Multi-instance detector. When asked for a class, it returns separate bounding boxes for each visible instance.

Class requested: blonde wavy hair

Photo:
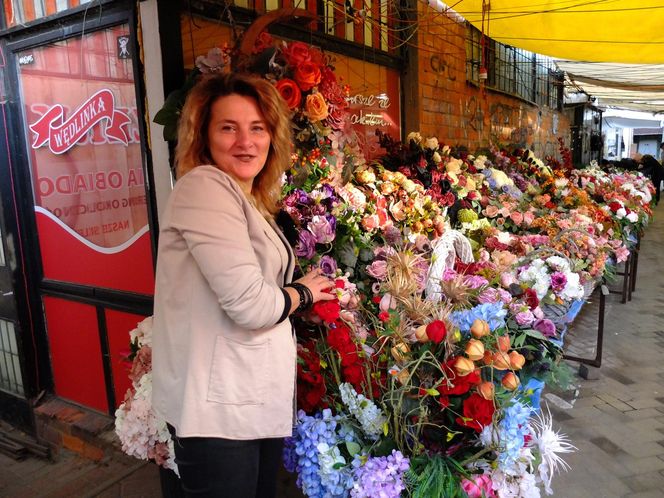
[174,73,292,217]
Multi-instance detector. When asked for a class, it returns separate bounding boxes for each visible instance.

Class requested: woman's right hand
[295,268,337,304]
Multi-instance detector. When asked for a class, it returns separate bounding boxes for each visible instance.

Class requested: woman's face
[207,94,271,192]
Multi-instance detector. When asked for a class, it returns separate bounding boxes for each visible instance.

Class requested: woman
[152,73,334,497]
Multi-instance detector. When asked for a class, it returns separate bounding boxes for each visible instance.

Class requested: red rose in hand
[275,79,302,110]
[312,300,340,323]
[294,62,322,91]
[426,320,447,344]
[456,393,495,432]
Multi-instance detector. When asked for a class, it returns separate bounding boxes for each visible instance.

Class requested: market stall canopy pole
[455,0,664,64]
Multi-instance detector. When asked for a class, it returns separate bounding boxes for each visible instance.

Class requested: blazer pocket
[207,336,269,405]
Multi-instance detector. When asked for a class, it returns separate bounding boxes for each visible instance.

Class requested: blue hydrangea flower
[495,400,532,470]
[450,302,507,333]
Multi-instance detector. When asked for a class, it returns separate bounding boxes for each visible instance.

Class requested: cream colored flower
[424,137,439,150]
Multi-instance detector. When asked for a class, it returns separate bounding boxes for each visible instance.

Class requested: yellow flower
[304,92,329,122]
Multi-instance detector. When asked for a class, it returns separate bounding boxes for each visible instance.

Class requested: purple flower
[533,318,557,337]
[296,230,316,259]
[295,189,311,205]
[515,310,535,326]
[384,225,402,245]
[463,275,489,289]
[318,255,338,275]
[307,215,336,244]
[351,450,409,498]
[366,260,388,280]
[550,271,567,292]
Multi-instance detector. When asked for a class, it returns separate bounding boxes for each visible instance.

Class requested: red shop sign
[29,89,131,154]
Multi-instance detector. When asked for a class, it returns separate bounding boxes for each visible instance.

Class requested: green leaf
[523,328,548,341]
[425,388,440,396]
[345,441,361,456]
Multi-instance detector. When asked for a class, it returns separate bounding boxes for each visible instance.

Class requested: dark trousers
[167,425,284,498]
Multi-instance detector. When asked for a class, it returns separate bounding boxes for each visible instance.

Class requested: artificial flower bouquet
[114,317,176,472]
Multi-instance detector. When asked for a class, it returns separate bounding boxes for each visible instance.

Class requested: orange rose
[304,92,329,122]
[275,79,302,110]
[294,62,322,91]
[275,78,302,109]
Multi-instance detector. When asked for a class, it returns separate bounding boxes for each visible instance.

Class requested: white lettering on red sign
[29,89,131,154]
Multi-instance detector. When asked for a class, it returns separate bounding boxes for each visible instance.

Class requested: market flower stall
[116,35,654,497]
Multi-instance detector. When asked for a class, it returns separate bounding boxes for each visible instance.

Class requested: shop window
[17,24,154,294]
[466,25,562,110]
[0,320,23,397]
[230,0,393,53]
[3,0,93,27]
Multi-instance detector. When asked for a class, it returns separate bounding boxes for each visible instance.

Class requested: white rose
[407,132,422,144]
[424,137,439,150]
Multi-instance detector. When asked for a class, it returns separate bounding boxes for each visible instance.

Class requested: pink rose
[523,211,535,226]
[361,214,379,231]
[366,260,388,280]
[500,272,517,288]
[484,205,499,217]
[509,211,524,225]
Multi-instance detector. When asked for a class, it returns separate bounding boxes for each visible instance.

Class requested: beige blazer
[152,166,296,439]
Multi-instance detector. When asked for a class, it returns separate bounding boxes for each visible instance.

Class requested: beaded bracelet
[285,282,313,312]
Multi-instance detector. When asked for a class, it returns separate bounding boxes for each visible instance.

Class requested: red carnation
[426,320,447,344]
[312,300,340,323]
[456,393,496,432]
[343,363,365,388]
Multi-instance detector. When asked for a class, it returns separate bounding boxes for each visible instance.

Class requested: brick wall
[413,4,570,158]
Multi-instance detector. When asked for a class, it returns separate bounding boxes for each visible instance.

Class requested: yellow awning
[453,0,664,64]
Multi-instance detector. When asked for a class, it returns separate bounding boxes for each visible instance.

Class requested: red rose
[313,300,340,323]
[608,201,622,213]
[252,31,274,55]
[340,349,361,367]
[439,359,481,395]
[456,393,495,432]
[426,320,447,344]
[294,62,322,91]
[275,79,302,110]
[281,41,312,66]
[378,311,390,322]
[343,363,364,387]
[524,288,539,310]
[326,324,353,352]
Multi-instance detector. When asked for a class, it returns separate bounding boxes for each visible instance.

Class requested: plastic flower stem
[459,446,492,467]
